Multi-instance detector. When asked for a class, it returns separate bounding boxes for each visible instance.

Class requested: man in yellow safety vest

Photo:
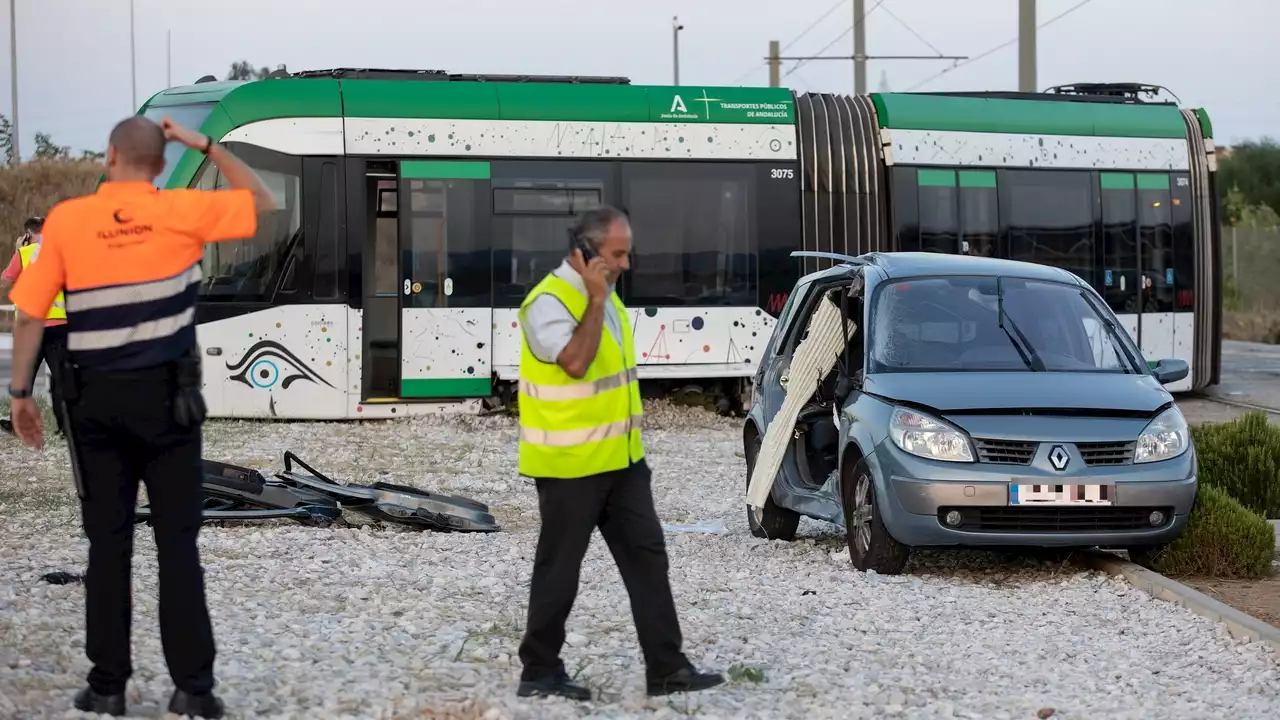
[1,216,68,435]
[514,205,724,702]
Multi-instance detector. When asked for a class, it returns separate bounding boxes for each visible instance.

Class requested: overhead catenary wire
[727,0,849,86]
[878,3,944,57]
[786,0,885,77]
[904,0,1098,92]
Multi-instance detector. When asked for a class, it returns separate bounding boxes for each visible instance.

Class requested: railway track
[1187,392,1280,416]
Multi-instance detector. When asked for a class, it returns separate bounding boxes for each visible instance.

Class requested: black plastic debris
[41,571,83,585]
[133,452,500,533]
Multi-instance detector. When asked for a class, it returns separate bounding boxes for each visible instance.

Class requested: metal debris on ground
[133,451,501,532]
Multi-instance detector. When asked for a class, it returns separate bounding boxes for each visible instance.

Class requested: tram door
[393,161,494,400]
[1100,171,1176,366]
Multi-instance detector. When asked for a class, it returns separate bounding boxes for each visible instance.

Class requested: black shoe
[517,673,592,701]
[73,686,126,716]
[168,689,225,718]
[646,667,725,696]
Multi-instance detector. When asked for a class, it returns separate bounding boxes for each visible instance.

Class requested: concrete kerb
[1078,549,1280,655]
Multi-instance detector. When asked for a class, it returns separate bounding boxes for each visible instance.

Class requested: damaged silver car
[744,251,1196,574]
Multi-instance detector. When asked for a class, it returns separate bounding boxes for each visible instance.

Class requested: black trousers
[68,363,216,696]
[31,324,68,434]
[518,459,691,681]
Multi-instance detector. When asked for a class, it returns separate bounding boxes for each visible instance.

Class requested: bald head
[106,116,166,181]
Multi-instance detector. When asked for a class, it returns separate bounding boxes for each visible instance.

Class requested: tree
[1218,138,1280,220]
[33,132,70,160]
[0,114,15,166]
[227,61,288,81]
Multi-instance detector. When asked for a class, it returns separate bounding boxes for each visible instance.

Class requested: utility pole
[129,0,137,108]
[671,16,684,86]
[1018,0,1036,92]
[9,0,18,161]
[768,40,780,87]
[853,0,867,94]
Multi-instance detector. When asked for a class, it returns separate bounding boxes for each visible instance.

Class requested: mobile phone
[569,231,597,262]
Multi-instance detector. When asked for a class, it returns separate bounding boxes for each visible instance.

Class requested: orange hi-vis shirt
[10,181,258,371]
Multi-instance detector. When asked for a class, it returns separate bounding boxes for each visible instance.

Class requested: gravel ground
[1,400,1279,719]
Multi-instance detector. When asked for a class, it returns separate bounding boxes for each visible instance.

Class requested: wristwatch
[200,134,213,154]
[7,385,31,399]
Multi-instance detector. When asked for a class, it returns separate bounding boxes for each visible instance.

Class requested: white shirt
[520,259,624,365]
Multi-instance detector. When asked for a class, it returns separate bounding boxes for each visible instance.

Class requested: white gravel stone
[0,399,1276,719]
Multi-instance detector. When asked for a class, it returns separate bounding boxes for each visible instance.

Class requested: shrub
[1143,483,1276,578]
[1191,411,1280,519]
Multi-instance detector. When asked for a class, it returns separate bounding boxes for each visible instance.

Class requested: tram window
[1001,170,1097,288]
[1170,173,1195,310]
[917,169,958,254]
[195,143,302,302]
[1137,173,1175,313]
[312,161,341,300]
[959,171,998,257]
[403,179,488,308]
[491,183,603,308]
[890,166,920,251]
[622,162,756,307]
[1100,173,1139,314]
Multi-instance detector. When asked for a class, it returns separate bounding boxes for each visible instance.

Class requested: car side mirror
[1151,358,1188,385]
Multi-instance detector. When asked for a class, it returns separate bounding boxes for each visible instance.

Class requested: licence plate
[1009,484,1114,506]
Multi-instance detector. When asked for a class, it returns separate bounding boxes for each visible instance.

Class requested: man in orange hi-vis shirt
[8,115,275,719]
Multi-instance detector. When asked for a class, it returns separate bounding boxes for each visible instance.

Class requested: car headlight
[1135,406,1190,464]
[889,407,974,462]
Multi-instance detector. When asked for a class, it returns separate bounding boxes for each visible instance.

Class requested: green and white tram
[136,70,1220,420]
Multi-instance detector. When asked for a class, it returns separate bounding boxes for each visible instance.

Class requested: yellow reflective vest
[517,273,644,479]
[17,242,67,321]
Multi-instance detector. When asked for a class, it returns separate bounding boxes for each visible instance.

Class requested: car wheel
[744,431,800,541]
[842,459,909,574]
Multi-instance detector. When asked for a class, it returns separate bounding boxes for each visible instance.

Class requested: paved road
[0,335,52,398]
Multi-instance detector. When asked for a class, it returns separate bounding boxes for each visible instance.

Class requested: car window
[868,275,1138,373]
[768,279,814,356]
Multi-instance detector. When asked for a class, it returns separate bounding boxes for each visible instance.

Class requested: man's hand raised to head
[159,117,209,151]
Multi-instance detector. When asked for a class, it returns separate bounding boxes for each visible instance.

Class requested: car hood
[862,371,1170,415]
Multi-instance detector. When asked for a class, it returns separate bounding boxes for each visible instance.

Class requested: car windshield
[868,275,1139,374]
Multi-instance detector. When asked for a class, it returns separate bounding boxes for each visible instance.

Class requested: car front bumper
[867,440,1197,548]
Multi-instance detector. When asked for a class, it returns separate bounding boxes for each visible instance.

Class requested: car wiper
[1077,289,1136,374]
[997,277,1045,372]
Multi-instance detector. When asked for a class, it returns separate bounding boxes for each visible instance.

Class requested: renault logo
[1048,445,1070,471]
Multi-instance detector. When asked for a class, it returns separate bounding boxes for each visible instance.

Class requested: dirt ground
[1181,573,1280,629]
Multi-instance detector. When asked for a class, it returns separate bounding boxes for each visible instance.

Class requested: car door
[755,277,816,424]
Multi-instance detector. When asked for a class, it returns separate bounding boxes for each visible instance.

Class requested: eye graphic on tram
[226,340,335,390]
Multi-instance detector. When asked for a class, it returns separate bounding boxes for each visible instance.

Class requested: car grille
[938,506,1171,533]
[1076,441,1136,466]
[973,438,1037,465]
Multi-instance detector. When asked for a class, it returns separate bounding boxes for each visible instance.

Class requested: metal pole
[8,0,18,162]
[129,0,137,108]
[768,40,780,87]
[1018,0,1036,92]
[853,0,866,94]
[672,16,683,85]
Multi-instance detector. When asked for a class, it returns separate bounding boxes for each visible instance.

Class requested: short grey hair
[570,205,630,250]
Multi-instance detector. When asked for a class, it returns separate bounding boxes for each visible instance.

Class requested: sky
[2,0,1276,159]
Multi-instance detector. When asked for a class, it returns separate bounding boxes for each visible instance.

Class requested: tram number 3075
[770,168,795,179]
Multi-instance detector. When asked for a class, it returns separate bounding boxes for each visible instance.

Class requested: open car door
[746,285,858,513]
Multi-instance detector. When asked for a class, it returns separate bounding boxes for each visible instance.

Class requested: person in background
[7,114,275,719]
[0,215,68,435]
[514,205,725,701]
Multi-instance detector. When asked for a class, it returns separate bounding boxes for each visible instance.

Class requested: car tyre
[842,458,909,574]
[744,431,800,541]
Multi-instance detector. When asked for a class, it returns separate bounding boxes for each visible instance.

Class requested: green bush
[1143,483,1276,578]
[1191,411,1280,519]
